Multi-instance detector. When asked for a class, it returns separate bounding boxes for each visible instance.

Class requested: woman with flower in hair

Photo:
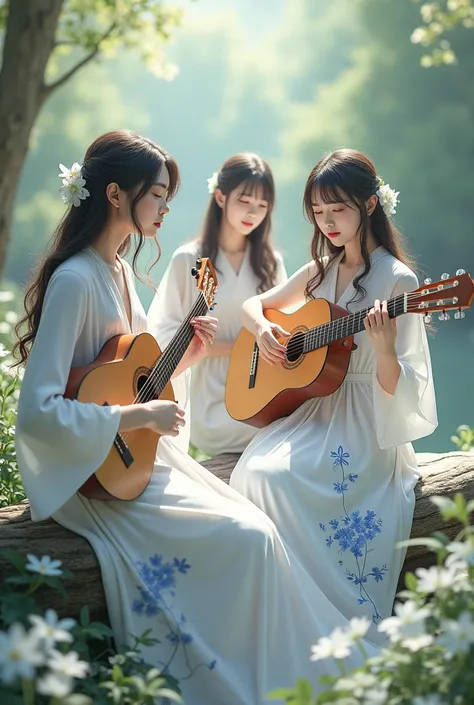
[230,148,438,643]
[13,134,379,704]
[148,152,287,458]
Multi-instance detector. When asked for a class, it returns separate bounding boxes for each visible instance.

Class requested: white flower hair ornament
[207,171,220,194]
[58,162,90,207]
[376,176,399,218]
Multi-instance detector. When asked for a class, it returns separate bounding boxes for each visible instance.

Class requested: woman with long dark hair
[231,148,438,644]
[148,152,287,458]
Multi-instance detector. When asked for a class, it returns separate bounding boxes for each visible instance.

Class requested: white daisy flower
[378,600,431,643]
[48,649,89,679]
[437,612,474,657]
[207,171,220,194]
[29,609,76,649]
[345,616,371,640]
[26,554,63,576]
[37,671,74,698]
[58,162,82,182]
[0,623,44,684]
[415,565,457,593]
[310,627,353,661]
[58,162,90,207]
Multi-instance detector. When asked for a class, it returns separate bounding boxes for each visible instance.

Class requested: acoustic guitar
[65,257,218,501]
[225,270,473,428]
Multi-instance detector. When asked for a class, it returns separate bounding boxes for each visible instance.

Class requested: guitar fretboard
[140,292,208,401]
[303,293,406,353]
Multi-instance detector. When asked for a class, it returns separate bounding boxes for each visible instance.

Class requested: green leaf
[267,688,297,700]
[80,604,90,627]
[154,689,183,702]
[0,549,26,572]
[296,678,314,703]
[430,531,451,546]
[404,571,418,591]
[1,592,40,625]
[63,695,94,705]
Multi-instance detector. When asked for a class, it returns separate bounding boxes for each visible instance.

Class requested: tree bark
[0,452,472,619]
[0,0,63,280]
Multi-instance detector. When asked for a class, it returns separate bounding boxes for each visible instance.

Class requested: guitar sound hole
[286,332,305,363]
[137,373,153,402]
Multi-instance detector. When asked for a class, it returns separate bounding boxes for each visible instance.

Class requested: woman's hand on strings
[255,321,290,365]
[144,400,186,437]
[364,299,397,356]
[188,315,218,360]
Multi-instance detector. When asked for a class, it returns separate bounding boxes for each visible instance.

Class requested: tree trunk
[0,0,63,280]
[0,451,472,620]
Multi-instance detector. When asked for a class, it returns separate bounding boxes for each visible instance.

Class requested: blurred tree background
[1,0,473,452]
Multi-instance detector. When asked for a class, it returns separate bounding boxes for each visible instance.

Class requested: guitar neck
[146,293,209,398]
[303,293,406,352]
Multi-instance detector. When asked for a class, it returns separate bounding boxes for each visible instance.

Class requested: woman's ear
[214,188,226,209]
[366,194,378,216]
[106,182,121,209]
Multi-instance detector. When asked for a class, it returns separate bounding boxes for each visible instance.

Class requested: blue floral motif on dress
[321,446,388,623]
[132,553,217,682]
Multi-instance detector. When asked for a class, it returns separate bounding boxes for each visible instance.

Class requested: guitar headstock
[408,270,474,322]
[191,257,218,311]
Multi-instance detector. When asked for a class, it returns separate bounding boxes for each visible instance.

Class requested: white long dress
[230,246,438,644]
[15,246,375,705]
[147,240,287,457]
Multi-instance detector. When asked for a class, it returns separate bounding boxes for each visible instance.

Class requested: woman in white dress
[148,153,287,458]
[14,133,374,704]
[230,148,438,644]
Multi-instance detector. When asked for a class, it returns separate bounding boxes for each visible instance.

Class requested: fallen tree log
[0,451,472,618]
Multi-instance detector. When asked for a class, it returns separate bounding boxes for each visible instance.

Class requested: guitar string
[118,291,209,445]
[284,291,423,357]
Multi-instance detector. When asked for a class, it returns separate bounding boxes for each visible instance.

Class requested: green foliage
[0,288,25,508]
[269,492,474,704]
[50,0,184,82]
[1,1,185,81]
[451,425,474,452]
[411,0,474,66]
[0,551,183,703]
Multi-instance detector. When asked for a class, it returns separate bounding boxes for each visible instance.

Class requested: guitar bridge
[103,403,134,468]
[249,342,259,389]
[113,433,134,468]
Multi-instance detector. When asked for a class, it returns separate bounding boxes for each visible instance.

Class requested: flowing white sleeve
[147,249,198,452]
[275,251,288,284]
[373,271,438,450]
[15,270,122,521]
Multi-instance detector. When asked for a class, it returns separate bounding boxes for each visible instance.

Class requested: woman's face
[311,188,364,249]
[218,183,269,238]
[131,163,171,238]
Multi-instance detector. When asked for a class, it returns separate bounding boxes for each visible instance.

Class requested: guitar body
[225,298,356,428]
[65,332,175,501]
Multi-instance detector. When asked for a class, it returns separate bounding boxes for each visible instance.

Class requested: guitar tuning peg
[191,267,199,277]
[195,258,202,267]
[454,310,466,320]
[456,269,466,276]
[424,313,432,324]
[438,311,450,321]
[440,273,450,280]
[424,278,432,285]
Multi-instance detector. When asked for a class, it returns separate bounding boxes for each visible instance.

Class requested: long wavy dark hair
[303,148,414,304]
[13,129,179,366]
[198,153,279,293]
